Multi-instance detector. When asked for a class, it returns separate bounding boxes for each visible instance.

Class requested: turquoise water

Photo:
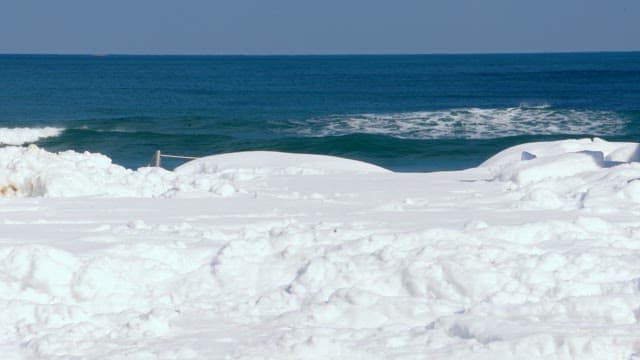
[1,53,639,171]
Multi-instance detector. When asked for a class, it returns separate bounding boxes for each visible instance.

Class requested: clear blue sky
[1,0,638,55]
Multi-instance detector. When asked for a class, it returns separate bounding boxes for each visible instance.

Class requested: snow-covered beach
[2,137,640,359]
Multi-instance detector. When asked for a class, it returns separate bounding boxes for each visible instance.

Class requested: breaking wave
[0,127,64,146]
[292,107,629,139]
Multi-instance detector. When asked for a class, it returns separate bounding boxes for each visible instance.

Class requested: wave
[0,127,64,146]
[290,107,629,140]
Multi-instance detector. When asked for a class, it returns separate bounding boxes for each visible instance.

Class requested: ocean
[1,52,639,171]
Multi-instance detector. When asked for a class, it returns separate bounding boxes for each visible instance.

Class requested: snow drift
[0,147,387,198]
[1,138,640,359]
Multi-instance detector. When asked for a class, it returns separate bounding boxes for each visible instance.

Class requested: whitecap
[292,107,628,139]
[0,127,64,146]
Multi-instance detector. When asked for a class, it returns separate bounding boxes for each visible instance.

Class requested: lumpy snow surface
[1,139,640,359]
[0,147,387,198]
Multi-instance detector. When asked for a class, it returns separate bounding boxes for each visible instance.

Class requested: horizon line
[1,49,640,57]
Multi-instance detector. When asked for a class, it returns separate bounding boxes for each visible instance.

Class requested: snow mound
[175,151,390,176]
[0,147,388,198]
[3,140,640,206]
[482,137,640,169]
[0,127,63,146]
[0,145,177,197]
[494,151,605,186]
[482,138,640,210]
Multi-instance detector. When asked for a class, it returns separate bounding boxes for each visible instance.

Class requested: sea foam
[0,127,64,146]
[294,107,628,139]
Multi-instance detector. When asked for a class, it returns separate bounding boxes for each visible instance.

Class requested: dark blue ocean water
[1,53,639,171]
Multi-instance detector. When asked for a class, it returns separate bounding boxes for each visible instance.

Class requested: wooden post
[154,150,161,167]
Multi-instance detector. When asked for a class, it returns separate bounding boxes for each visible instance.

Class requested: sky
[1,0,639,55]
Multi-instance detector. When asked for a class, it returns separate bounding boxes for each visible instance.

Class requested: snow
[0,147,386,198]
[1,138,640,359]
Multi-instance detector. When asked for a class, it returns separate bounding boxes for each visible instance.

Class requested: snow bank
[2,139,640,359]
[0,145,177,197]
[175,150,389,176]
[0,127,63,146]
[0,147,388,198]
[482,137,640,168]
[481,138,640,210]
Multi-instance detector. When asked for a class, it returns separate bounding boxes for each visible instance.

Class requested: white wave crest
[0,127,64,146]
[296,107,628,139]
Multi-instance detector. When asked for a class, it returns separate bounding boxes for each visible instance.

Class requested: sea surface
[1,52,639,171]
